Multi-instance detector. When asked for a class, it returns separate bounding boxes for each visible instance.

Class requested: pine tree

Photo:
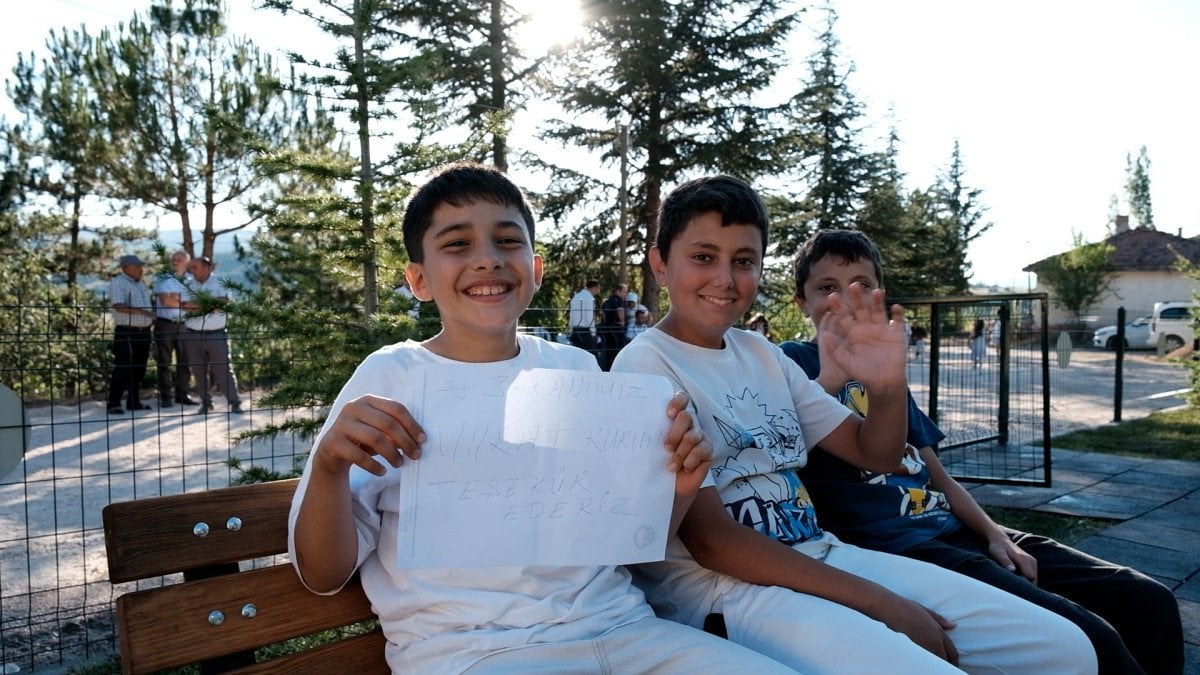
[782,4,874,251]
[1125,146,1153,230]
[71,0,312,259]
[929,140,991,293]
[537,0,802,312]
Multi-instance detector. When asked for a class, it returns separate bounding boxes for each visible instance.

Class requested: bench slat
[233,628,389,674]
[116,564,376,674]
[103,479,299,582]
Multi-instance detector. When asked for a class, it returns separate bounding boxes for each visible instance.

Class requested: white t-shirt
[567,288,596,330]
[611,327,851,626]
[182,276,231,331]
[154,273,189,322]
[288,334,651,673]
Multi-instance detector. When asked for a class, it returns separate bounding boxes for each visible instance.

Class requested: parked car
[1092,316,1154,350]
[1150,301,1197,352]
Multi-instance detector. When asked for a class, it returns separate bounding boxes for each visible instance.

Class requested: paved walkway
[968,447,1200,674]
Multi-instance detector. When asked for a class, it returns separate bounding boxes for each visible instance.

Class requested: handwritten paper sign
[395,365,675,569]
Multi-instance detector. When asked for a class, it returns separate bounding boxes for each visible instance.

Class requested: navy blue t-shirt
[779,340,962,553]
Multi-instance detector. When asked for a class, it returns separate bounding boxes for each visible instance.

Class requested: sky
[2,0,1198,288]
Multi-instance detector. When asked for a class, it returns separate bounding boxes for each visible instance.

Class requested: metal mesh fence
[0,291,1192,671]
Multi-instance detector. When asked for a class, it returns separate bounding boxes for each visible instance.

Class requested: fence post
[928,301,940,423]
[997,304,1010,446]
[1113,306,1125,422]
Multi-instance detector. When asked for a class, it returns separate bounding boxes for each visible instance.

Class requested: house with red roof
[1023,218,1200,325]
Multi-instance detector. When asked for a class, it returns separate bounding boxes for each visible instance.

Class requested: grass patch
[981,506,1116,546]
[1051,406,1200,461]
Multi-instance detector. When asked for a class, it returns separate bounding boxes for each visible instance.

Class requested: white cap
[626,291,638,303]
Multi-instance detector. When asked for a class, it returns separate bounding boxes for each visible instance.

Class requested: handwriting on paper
[395,366,675,569]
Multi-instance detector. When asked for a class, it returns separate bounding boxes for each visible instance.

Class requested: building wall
[1032,270,1199,326]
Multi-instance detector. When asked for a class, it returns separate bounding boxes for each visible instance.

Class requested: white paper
[396,365,676,569]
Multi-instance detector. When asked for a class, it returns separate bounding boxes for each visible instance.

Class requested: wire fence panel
[0,292,1193,671]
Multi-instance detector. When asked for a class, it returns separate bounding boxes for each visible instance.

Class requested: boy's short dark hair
[657,175,768,260]
[402,162,536,263]
[793,229,885,297]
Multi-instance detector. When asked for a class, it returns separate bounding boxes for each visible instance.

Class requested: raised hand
[817,284,907,392]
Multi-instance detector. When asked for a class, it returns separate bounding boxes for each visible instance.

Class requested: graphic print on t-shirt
[709,387,822,545]
[839,381,950,517]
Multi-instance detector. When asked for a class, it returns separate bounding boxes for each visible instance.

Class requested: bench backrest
[103,478,388,674]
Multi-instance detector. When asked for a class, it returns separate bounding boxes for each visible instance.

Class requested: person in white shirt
[153,250,197,407]
[180,256,243,414]
[288,163,793,674]
[567,279,600,359]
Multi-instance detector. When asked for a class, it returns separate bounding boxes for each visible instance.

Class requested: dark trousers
[154,319,190,399]
[597,326,626,372]
[569,327,599,360]
[107,326,152,408]
[182,328,240,406]
[905,528,1182,675]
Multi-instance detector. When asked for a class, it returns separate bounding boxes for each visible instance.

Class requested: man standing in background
[106,254,155,415]
[153,250,197,407]
[567,279,600,360]
[597,283,628,371]
[181,256,243,415]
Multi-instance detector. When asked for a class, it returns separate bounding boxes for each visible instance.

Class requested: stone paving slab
[1180,576,1200,604]
[966,483,1074,509]
[1137,507,1200,533]
[1073,534,1198,582]
[1049,451,1154,474]
[1102,520,1200,555]
[1183,600,1200,658]
[1136,458,1200,479]
[1077,477,1195,502]
[1040,491,1162,520]
[1108,468,1200,491]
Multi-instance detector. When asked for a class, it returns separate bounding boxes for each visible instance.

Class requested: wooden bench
[102,478,388,674]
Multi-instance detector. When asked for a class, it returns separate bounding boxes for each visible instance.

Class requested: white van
[1149,301,1197,352]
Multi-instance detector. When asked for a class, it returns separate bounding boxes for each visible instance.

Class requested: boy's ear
[405,262,434,302]
[532,253,544,290]
[793,293,808,316]
[648,246,668,286]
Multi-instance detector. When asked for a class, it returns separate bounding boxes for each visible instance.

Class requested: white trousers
[714,537,1098,674]
[463,616,796,673]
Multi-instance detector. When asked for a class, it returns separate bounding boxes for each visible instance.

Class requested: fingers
[920,607,959,666]
[314,395,426,476]
[1014,552,1038,584]
[924,606,957,631]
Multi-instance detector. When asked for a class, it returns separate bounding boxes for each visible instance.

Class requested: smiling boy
[287,163,793,673]
[782,229,1182,675]
[612,174,1098,674]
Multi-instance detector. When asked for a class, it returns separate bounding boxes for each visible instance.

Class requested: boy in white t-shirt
[287,163,792,673]
[612,174,1097,674]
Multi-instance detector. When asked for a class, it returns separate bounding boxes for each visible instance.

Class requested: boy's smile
[650,211,762,349]
[796,255,880,329]
[405,200,542,361]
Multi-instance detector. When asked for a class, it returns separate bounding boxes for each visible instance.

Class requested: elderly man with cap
[106,254,155,415]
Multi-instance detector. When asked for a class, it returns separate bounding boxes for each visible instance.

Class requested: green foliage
[536,0,802,312]
[1034,232,1115,323]
[782,4,875,250]
[1124,146,1153,229]
[1052,406,1200,462]
[928,140,992,293]
[981,506,1115,547]
[0,211,111,402]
